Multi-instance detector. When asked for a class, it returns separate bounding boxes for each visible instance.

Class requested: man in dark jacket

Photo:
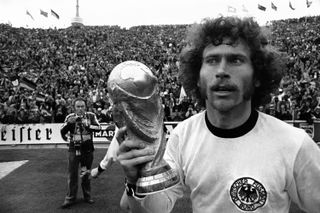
[60,97,100,208]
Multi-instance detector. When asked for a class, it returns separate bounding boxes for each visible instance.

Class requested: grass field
[0,148,305,213]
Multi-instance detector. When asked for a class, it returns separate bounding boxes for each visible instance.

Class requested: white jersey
[99,127,119,170]
[140,110,320,213]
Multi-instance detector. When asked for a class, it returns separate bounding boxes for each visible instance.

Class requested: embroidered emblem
[230,177,267,211]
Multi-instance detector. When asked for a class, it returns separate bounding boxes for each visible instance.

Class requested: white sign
[0,123,119,145]
[0,123,65,145]
[0,122,181,146]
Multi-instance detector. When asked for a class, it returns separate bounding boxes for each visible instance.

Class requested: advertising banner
[1,121,319,146]
[0,123,116,145]
[0,123,64,145]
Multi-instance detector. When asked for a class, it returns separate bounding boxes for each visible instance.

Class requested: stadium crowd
[0,16,320,124]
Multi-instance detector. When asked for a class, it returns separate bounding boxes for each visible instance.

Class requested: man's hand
[68,116,77,124]
[90,167,101,178]
[82,118,91,127]
[116,126,155,184]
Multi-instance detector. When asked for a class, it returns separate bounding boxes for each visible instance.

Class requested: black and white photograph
[1,0,320,212]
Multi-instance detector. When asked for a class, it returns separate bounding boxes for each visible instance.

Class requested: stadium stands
[0,16,319,124]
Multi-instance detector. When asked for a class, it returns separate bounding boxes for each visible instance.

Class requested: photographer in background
[60,97,100,209]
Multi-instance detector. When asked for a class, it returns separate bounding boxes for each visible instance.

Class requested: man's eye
[205,57,220,64]
[230,57,244,64]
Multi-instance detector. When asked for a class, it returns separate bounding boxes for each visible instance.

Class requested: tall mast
[71,0,83,27]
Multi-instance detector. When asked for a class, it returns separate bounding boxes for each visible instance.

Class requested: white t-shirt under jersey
[140,110,320,213]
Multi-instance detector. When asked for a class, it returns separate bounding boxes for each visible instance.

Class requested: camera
[75,141,81,156]
[76,116,82,122]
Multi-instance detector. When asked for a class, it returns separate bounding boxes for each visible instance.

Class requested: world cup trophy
[107,61,180,195]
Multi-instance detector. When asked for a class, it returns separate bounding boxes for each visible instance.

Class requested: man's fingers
[117,138,146,153]
[117,148,154,160]
[120,155,154,167]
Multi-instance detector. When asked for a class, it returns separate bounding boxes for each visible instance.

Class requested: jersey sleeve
[100,127,119,170]
[287,133,320,213]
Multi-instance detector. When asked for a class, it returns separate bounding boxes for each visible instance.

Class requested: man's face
[198,38,257,113]
[74,100,86,116]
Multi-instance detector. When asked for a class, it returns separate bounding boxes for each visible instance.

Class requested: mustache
[210,82,238,91]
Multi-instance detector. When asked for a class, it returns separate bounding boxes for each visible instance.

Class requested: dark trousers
[64,151,94,202]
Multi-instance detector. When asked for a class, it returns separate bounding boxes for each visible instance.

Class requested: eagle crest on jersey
[230,177,267,211]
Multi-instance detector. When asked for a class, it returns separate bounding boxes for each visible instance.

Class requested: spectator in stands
[2,104,17,124]
[101,103,109,115]
[60,97,101,208]
[299,97,314,124]
[184,104,197,119]
[313,106,320,120]
[0,103,4,123]
[95,107,109,123]
[171,109,184,121]
[28,100,41,123]
[55,94,66,106]
[39,103,53,123]
[290,99,299,121]
[16,102,29,124]
[277,104,292,121]
[163,98,172,121]
[44,94,55,108]
[16,108,29,124]
[105,110,113,124]
[54,99,67,123]
[1,16,320,124]
[116,16,320,213]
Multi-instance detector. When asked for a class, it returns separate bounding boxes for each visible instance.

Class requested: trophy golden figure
[107,61,180,195]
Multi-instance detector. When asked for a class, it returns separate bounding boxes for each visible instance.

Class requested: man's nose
[215,59,229,79]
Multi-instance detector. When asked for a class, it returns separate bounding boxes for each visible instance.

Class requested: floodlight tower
[71,0,84,27]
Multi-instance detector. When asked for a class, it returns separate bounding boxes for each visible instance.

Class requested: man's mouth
[211,85,237,92]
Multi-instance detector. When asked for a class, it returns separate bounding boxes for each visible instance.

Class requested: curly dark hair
[179,16,285,109]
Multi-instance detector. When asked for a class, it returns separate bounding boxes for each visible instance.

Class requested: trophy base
[135,164,180,196]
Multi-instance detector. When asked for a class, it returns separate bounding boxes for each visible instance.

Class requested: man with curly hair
[116,17,320,213]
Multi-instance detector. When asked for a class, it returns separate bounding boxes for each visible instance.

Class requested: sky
[0,0,319,29]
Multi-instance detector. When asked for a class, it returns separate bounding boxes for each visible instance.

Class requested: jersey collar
[205,109,258,138]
